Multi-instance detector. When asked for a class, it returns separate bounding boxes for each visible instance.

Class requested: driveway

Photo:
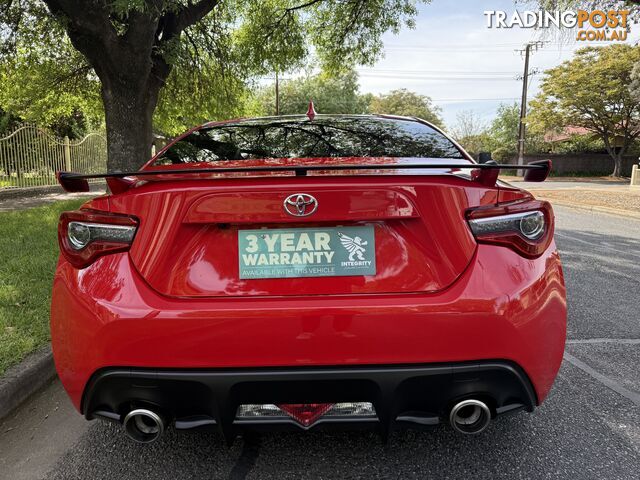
[1,206,639,480]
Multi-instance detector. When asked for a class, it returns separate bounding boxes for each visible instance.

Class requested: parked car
[52,114,566,443]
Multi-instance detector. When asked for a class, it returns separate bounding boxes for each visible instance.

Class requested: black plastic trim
[82,361,537,441]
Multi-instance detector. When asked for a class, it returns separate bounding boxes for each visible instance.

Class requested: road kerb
[0,344,56,420]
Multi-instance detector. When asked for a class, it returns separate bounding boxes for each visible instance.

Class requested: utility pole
[515,41,544,174]
[275,70,280,116]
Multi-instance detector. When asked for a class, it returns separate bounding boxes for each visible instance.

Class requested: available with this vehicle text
[52,113,566,443]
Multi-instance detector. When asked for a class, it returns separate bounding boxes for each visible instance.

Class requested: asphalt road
[1,205,639,480]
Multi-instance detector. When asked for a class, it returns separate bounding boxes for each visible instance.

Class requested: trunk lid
[110,164,495,298]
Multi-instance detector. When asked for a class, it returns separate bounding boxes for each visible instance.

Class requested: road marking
[563,352,640,407]
[558,251,640,281]
[567,338,640,345]
[555,231,640,260]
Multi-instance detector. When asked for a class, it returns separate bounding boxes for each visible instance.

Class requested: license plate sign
[238,226,376,279]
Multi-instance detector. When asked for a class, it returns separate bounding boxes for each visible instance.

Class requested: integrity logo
[484,9,630,41]
[338,232,368,262]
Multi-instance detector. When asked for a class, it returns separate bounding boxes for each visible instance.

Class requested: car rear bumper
[51,242,566,415]
[84,361,536,441]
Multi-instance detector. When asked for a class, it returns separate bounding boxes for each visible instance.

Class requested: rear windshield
[152,117,463,165]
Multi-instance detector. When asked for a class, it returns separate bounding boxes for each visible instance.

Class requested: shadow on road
[47,366,640,480]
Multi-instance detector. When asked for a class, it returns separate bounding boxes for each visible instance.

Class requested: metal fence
[0,124,107,190]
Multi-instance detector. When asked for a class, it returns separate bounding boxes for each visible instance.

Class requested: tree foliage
[0,41,103,133]
[488,103,519,154]
[449,110,485,140]
[0,0,430,170]
[0,108,22,136]
[0,1,102,135]
[368,88,443,126]
[256,75,444,128]
[534,1,640,11]
[256,69,370,116]
[447,110,489,157]
[529,44,640,176]
[486,102,545,161]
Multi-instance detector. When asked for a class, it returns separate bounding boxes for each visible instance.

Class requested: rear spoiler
[56,160,552,193]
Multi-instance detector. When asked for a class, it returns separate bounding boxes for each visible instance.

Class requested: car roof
[203,114,436,129]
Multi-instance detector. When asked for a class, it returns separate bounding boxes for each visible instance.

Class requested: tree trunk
[41,0,220,171]
[102,82,160,172]
[612,152,623,178]
[602,138,624,178]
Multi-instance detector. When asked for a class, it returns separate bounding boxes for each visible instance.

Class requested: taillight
[58,210,138,268]
[466,199,554,258]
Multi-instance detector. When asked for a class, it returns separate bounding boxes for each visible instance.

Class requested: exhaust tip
[123,409,165,443]
[449,399,491,435]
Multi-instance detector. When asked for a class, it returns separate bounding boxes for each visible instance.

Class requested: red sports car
[51,114,566,444]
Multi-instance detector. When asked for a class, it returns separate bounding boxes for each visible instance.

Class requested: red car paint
[51,115,566,428]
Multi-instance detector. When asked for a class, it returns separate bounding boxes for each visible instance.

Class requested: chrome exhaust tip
[123,409,165,443]
[449,399,491,435]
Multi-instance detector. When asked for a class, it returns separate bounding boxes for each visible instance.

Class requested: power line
[382,46,575,52]
[359,74,523,78]
[384,41,568,48]
[431,97,519,103]
[357,69,521,76]
[358,74,523,81]
[261,74,540,81]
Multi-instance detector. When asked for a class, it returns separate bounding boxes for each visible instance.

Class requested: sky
[355,0,640,128]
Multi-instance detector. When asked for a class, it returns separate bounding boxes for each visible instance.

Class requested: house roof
[544,126,593,143]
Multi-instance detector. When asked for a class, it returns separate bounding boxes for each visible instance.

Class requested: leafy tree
[257,69,370,116]
[485,102,545,160]
[447,110,490,156]
[449,110,485,140]
[552,134,605,154]
[535,1,639,11]
[488,103,519,156]
[0,39,103,136]
[0,108,22,136]
[0,0,428,171]
[368,88,443,127]
[47,109,93,139]
[529,44,640,177]
[456,133,492,158]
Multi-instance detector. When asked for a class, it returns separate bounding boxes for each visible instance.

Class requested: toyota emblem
[283,193,318,217]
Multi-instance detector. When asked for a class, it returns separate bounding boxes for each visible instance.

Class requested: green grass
[0,199,85,375]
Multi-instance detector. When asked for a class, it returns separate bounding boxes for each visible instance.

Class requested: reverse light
[67,221,136,250]
[467,199,553,258]
[236,402,376,427]
[67,222,91,249]
[469,210,545,240]
[58,210,138,268]
[518,211,545,239]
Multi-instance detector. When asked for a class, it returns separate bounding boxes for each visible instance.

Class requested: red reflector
[276,403,334,427]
